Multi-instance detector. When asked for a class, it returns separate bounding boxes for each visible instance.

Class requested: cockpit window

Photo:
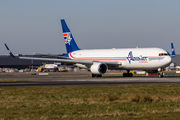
[159,52,170,56]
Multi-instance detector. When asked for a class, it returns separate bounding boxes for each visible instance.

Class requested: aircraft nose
[166,56,172,65]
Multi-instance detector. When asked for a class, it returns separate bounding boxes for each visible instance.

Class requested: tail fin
[61,19,80,54]
[4,43,15,57]
[171,43,176,57]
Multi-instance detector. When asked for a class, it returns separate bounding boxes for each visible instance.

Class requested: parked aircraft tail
[171,43,176,57]
[61,19,80,54]
[4,43,15,57]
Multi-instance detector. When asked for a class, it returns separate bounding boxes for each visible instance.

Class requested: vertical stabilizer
[61,19,80,54]
[171,43,176,57]
[4,43,15,57]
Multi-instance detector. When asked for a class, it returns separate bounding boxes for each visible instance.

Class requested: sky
[0,0,180,55]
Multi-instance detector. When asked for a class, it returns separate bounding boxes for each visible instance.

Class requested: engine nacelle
[90,62,108,74]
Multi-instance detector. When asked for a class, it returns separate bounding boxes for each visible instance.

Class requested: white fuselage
[69,48,172,70]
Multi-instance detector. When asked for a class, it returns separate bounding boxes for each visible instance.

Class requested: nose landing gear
[158,68,164,78]
[158,72,164,78]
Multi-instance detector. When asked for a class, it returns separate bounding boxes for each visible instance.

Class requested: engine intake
[90,62,108,74]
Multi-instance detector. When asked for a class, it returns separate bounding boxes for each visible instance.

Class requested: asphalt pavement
[0,72,180,86]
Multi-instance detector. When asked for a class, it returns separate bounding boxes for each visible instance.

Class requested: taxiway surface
[0,72,180,87]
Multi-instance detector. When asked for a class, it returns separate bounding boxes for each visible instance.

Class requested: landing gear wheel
[123,73,126,77]
[92,74,96,78]
[158,68,164,78]
[129,73,133,77]
[158,72,164,78]
[97,75,102,77]
[158,74,164,78]
[92,74,102,78]
[123,73,133,77]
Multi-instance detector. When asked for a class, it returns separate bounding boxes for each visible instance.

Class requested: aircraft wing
[19,56,92,64]
[33,53,70,59]
[18,56,121,66]
[4,43,121,67]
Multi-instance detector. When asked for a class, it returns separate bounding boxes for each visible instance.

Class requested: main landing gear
[123,70,133,77]
[92,74,102,78]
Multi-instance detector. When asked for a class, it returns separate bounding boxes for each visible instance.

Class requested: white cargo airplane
[5,19,175,77]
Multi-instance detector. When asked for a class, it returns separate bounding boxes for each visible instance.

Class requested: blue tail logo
[63,32,72,45]
[61,19,80,54]
[171,43,175,57]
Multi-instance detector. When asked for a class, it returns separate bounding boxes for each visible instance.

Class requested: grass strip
[1,84,180,119]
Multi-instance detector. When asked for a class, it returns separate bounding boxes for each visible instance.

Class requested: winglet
[4,43,15,57]
[171,43,176,57]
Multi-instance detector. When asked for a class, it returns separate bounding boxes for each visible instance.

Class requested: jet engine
[90,62,108,74]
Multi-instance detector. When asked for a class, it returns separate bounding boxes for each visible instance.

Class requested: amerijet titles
[126,51,148,64]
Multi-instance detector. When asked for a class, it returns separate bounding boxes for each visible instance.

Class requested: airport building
[172,54,180,66]
[0,54,65,69]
